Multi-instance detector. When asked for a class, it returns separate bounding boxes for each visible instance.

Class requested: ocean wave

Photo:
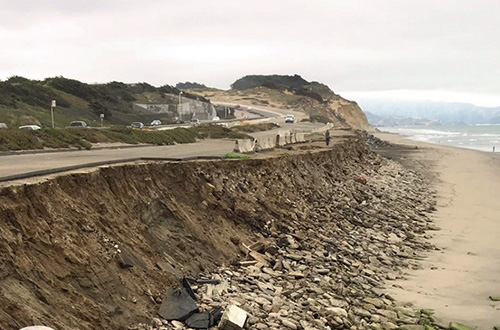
[394,128,460,136]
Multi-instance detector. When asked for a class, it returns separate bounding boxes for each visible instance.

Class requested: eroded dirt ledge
[0,136,436,330]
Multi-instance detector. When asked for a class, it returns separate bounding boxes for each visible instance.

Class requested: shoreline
[376,126,500,154]
[374,132,500,328]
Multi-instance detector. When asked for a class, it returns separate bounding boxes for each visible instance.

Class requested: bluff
[227,74,372,130]
[0,135,438,329]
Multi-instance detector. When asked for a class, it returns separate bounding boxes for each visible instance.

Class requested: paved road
[0,140,235,178]
[0,109,326,180]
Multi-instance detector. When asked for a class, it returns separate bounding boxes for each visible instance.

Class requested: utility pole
[178,91,183,115]
[50,100,56,128]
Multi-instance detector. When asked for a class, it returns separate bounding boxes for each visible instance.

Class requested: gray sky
[1,0,499,106]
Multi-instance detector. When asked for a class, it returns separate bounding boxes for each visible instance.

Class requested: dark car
[131,122,144,129]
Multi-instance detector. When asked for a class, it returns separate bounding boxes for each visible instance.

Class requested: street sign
[51,100,56,108]
[100,113,104,119]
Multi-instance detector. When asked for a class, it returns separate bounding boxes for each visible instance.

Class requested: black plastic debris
[158,286,198,321]
[181,276,197,300]
[185,307,223,329]
[184,277,222,286]
[158,277,223,328]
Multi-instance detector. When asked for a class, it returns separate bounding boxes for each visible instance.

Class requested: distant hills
[356,99,500,126]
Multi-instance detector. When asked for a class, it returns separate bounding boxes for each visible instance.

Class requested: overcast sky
[1,0,499,106]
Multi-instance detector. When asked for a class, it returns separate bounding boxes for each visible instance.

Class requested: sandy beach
[375,132,500,329]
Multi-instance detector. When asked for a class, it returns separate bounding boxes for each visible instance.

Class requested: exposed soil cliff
[0,136,434,330]
[196,74,372,131]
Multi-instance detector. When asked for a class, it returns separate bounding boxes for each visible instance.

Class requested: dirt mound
[0,136,432,329]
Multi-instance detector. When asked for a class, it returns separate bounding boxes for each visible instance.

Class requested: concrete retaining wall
[255,137,276,151]
[295,133,306,143]
[235,126,318,153]
[234,139,256,153]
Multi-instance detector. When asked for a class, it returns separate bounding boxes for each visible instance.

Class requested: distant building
[133,99,216,121]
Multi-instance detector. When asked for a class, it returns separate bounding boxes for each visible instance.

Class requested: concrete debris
[218,305,248,330]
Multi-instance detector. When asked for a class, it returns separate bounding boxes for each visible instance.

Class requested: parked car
[151,120,162,126]
[69,121,88,128]
[0,123,7,129]
[285,114,295,123]
[131,122,144,129]
[19,125,41,130]
[190,118,201,125]
[212,116,220,121]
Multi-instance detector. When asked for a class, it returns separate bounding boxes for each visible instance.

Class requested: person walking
[325,129,331,146]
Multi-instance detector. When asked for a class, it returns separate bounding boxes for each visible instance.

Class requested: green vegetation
[232,123,279,133]
[188,125,251,139]
[224,152,250,159]
[449,322,474,330]
[0,128,91,151]
[175,82,208,89]
[0,127,198,151]
[0,123,267,152]
[70,127,197,145]
[231,74,309,90]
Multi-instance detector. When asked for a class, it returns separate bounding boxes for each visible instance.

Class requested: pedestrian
[325,129,331,146]
[494,146,496,153]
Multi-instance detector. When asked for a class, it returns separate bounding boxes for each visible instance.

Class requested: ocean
[379,125,500,152]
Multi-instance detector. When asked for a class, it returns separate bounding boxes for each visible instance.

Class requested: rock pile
[359,131,390,149]
[131,136,443,330]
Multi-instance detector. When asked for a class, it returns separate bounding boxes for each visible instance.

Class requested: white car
[285,115,295,123]
[151,120,162,126]
[212,116,220,121]
[19,125,41,130]
[190,118,201,125]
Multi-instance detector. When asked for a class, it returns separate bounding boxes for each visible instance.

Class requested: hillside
[0,75,372,131]
[0,76,210,128]
[195,74,372,130]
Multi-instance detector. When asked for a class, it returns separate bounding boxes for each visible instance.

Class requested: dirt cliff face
[0,137,431,329]
[197,87,373,131]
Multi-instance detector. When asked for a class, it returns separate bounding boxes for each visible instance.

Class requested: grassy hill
[0,76,209,128]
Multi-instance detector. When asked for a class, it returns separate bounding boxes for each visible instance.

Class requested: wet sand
[375,132,500,328]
